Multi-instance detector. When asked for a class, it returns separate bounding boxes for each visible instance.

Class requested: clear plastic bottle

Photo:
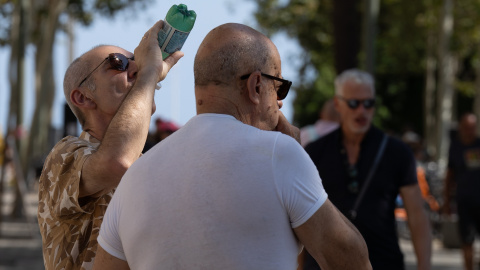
[158,4,197,59]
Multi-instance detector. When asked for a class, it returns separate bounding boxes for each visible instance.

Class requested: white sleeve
[272,134,328,228]
[97,193,127,261]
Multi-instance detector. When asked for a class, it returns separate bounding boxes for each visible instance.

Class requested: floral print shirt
[38,131,113,270]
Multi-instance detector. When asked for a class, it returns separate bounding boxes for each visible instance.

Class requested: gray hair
[334,69,375,96]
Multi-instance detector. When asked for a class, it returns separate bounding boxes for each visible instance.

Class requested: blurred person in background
[402,131,440,213]
[143,117,180,153]
[300,98,340,147]
[443,112,480,270]
[303,69,431,270]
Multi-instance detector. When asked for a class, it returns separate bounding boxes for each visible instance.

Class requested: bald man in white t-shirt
[93,23,371,270]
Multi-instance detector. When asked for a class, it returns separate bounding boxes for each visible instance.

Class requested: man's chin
[151,104,156,115]
[350,124,370,134]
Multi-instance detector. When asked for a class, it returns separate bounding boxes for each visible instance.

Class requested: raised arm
[400,184,432,270]
[275,111,301,144]
[80,20,183,198]
[294,199,372,270]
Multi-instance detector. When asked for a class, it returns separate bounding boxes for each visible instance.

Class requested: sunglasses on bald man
[78,53,134,87]
[337,96,376,109]
[240,73,292,101]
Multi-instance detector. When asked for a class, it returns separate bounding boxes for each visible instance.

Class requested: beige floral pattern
[38,131,113,270]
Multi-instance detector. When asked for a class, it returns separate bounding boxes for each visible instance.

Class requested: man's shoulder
[305,128,338,152]
[41,133,99,182]
[472,137,480,148]
[384,134,412,155]
[49,133,99,157]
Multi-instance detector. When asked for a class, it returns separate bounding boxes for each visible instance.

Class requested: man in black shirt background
[443,113,480,270]
[303,69,431,270]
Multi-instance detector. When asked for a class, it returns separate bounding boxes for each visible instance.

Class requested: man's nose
[356,105,366,112]
[277,100,283,109]
[127,59,138,78]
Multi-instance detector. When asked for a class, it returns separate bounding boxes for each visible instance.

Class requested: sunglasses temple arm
[78,58,108,87]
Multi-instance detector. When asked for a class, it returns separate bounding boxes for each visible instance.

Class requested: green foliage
[93,0,151,18]
[0,0,152,46]
[0,1,13,45]
[252,0,336,127]
[252,0,480,135]
[293,65,335,127]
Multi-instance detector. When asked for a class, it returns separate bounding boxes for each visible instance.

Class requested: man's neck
[341,126,366,147]
[195,87,252,125]
[341,125,368,165]
[83,128,103,141]
[82,116,111,142]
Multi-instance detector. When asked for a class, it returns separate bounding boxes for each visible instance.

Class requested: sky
[0,0,301,135]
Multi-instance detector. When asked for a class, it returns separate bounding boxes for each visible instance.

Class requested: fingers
[136,20,184,83]
[276,111,301,144]
[140,20,164,48]
[159,51,184,82]
[146,20,164,39]
[134,20,166,81]
[164,51,184,67]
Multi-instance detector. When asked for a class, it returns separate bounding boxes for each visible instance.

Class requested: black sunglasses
[240,73,292,100]
[337,96,375,109]
[78,53,134,87]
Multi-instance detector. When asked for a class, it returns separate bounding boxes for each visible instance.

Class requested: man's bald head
[63,45,111,126]
[194,23,274,87]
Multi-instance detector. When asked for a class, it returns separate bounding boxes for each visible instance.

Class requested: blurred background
[0,0,479,269]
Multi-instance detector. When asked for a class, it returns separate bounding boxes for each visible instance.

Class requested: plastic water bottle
[158,4,197,60]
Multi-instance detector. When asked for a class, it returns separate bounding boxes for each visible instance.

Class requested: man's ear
[246,71,262,105]
[70,89,96,110]
[333,96,340,112]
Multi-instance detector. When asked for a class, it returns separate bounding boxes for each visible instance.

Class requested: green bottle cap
[159,4,197,59]
[165,4,196,32]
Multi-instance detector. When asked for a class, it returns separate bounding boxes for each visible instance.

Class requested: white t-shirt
[98,114,327,270]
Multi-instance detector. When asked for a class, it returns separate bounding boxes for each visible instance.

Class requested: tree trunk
[332,0,361,74]
[362,0,380,75]
[25,0,68,180]
[474,42,480,135]
[424,30,437,159]
[9,0,29,218]
[435,0,455,172]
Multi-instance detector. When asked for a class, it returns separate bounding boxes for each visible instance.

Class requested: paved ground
[0,188,474,270]
[0,191,43,270]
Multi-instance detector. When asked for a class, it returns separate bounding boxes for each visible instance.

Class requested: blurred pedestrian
[143,118,180,153]
[303,69,431,270]
[300,98,340,147]
[37,20,183,270]
[93,23,371,270]
[402,131,440,213]
[443,112,480,270]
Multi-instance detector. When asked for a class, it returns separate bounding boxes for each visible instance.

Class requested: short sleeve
[98,194,126,261]
[272,134,328,228]
[395,140,418,187]
[39,136,97,217]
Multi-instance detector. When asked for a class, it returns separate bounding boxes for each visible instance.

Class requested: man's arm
[400,184,432,270]
[275,111,301,144]
[293,199,372,270]
[92,246,129,270]
[79,20,183,197]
